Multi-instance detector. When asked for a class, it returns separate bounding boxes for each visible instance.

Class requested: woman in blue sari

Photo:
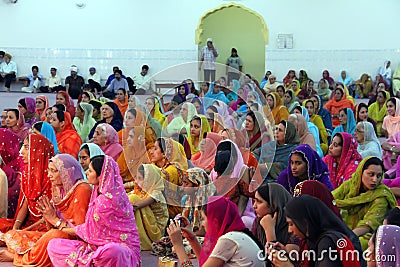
[331,108,356,137]
[32,121,60,154]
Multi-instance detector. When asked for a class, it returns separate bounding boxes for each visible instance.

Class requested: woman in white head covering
[354,121,382,159]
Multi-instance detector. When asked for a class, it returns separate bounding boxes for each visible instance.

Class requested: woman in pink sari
[323,132,362,189]
[381,130,400,178]
[191,133,222,173]
[47,155,141,267]
[93,123,123,161]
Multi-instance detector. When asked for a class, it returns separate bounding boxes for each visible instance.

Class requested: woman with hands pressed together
[0,133,54,239]
[168,196,265,267]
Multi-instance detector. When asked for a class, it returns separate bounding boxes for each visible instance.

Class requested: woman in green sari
[332,156,397,250]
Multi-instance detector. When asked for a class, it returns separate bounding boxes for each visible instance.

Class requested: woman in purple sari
[277,144,333,194]
[18,97,39,127]
[47,155,141,266]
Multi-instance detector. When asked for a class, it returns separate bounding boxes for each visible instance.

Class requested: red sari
[57,91,75,118]
[0,134,54,234]
[56,112,82,159]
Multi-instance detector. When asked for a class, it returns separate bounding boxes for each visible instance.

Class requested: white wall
[1,0,399,83]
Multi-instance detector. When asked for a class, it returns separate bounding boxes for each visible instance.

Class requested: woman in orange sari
[118,126,151,193]
[114,88,129,116]
[324,87,355,127]
[266,92,289,125]
[0,154,92,266]
[50,110,82,159]
[0,134,54,236]
[117,108,147,146]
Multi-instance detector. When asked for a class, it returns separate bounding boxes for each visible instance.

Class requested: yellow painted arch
[195,3,269,45]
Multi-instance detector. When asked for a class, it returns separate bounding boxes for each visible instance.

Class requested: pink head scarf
[323,132,362,188]
[36,95,49,121]
[75,155,140,251]
[191,137,218,170]
[97,123,123,161]
[199,196,246,265]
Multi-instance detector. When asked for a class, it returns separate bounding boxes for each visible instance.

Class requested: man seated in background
[40,67,63,93]
[105,66,126,87]
[20,65,43,93]
[87,67,101,94]
[132,64,155,95]
[103,69,129,99]
[65,65,85,99]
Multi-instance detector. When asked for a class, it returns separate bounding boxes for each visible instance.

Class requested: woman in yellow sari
[128,164,168,250]
[290,79,301,96]
[118,126,151,193]
[354,73,374,98]
[151,137,188,218]
[266,92,289,124]
[145,96,165,126]
[368,90,390,137]
[304,99,329,154]
[187,115,211,156]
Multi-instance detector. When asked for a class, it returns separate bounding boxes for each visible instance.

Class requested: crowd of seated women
[0,64,400,266]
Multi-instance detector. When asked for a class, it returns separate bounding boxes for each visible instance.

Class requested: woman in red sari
[323,132,362,189]
[0,129,24,219]
[50,110,82,159]
[56,91,75,118]
[0,134,54,236]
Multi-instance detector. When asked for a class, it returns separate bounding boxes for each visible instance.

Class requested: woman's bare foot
[0,249,13,262]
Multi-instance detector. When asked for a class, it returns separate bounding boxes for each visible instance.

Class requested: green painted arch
[195,3,269,81]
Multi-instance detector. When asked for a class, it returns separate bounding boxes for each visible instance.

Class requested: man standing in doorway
[200,38,218,82]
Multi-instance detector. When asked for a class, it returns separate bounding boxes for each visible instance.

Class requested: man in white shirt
[132,65,155,95]
[0,53,17,92]
[200,38,219,82]
[40,67,63,93]
[87,67,101,94]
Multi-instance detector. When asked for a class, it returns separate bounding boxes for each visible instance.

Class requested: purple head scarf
[75,155,140,251]
[277,144,333,194]
[375,225,400,267]
[50,154,85,204]
[19,97,38,127]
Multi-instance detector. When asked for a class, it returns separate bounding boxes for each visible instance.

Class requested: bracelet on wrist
[15,219,23,224]
[181,259,193,267]
[55,219,63,228]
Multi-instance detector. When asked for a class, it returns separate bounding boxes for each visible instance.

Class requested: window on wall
[277,34,293,49]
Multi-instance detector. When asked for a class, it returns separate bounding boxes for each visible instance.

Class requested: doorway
[195,3,269,82]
